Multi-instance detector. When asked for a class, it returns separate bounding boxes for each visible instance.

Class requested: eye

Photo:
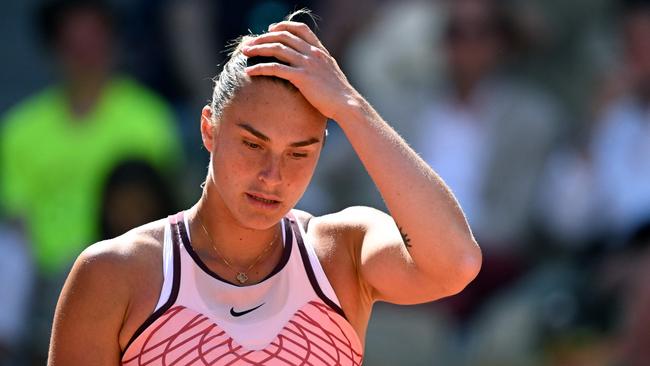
[243,140,261,150]
[290,152,309,159]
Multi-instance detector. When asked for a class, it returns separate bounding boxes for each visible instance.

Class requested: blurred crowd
[1,0,650,365]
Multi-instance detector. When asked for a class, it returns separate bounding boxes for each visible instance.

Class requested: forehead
[221,78,326,140]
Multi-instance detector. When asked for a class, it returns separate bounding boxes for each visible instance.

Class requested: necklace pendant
[236,272,248,284]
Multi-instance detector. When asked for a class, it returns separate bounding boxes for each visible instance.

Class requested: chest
[119,216,366,364]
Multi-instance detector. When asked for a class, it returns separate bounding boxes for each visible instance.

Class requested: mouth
[245,192,282,208]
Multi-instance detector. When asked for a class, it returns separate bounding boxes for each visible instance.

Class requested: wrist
[332,92,372,128]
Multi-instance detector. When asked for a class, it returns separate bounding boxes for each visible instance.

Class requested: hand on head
[241,21,358,122]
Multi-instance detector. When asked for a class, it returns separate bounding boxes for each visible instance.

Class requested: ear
[200,105,216,151]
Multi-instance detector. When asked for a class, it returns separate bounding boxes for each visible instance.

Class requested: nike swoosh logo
[230,303,265,317]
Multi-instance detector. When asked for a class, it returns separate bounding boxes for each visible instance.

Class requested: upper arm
[343,207,424,304]
[334,206,480,305]
[48,241,131,366]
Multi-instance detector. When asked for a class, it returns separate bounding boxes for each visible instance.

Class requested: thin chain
[195,213,280,282]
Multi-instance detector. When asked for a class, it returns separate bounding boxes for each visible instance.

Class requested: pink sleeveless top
[121,211,363,366]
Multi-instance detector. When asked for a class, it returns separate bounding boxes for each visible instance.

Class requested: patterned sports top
[121,211,363,366]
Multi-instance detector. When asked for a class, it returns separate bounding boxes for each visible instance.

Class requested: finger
[245,62,301,83]
[268,21,329,54]
[245,31,311,55]
[242,42,306,66]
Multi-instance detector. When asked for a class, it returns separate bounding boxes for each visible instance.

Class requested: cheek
[283,159,317,189]
[215,140,256,169]
[212,146,252,188]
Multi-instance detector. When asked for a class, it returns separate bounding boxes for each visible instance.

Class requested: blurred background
[2,0,650,365]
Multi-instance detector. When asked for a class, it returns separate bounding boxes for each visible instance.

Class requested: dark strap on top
[121,213,182,356]
[173,212,294,286]
[288,213,347,319]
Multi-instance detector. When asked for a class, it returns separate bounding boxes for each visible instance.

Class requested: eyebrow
[237,123,321,147]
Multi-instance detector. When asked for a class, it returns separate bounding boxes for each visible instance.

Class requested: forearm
[335,95,481,284]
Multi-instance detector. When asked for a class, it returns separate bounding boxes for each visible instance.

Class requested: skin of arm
[243,21,482,305]
[48,225,164,366]
[48,242,129,365]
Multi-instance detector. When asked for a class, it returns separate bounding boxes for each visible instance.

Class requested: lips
[245,192,282,206]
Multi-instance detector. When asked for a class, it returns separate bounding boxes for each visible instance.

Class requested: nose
[258,154,283,186]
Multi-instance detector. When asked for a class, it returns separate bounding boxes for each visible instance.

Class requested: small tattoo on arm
[396,222,412,249]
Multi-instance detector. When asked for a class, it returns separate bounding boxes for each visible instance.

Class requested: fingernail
[268,22,277,30]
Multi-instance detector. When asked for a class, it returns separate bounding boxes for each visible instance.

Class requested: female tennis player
[48,13,482,366]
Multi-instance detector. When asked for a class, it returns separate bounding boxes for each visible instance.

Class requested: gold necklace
[196,213,280,284]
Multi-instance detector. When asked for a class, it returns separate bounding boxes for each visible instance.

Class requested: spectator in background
[413,0,559,318]
[0,0,183,362]
[0,0,183,277]
[561,1,650,362]
[417,0,559,253]
[589,0,650,244]
[100,160,178,240]
[535,136,602,251]
[499,1,650,363]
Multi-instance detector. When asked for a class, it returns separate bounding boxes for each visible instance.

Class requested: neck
[64,71,107,119]
[187,184,282,270]
[453,75,481,104]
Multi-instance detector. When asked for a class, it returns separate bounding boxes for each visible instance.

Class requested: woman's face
[202,78,327,229]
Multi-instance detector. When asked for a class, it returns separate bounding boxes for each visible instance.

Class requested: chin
[235,205,290,230]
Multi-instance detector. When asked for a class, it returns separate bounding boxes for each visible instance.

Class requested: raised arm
[243,21,481,304]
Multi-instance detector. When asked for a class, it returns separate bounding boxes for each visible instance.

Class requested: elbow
[447,238,482,296]
[463,239,483,284]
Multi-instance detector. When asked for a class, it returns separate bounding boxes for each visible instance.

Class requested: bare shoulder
[297,206,389,237]
[57,218,168,321]
[76,217,169,324]
[290,208,361,273]
[49,218,168,365]
[291,206,391,254]
[78,218,167,279]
